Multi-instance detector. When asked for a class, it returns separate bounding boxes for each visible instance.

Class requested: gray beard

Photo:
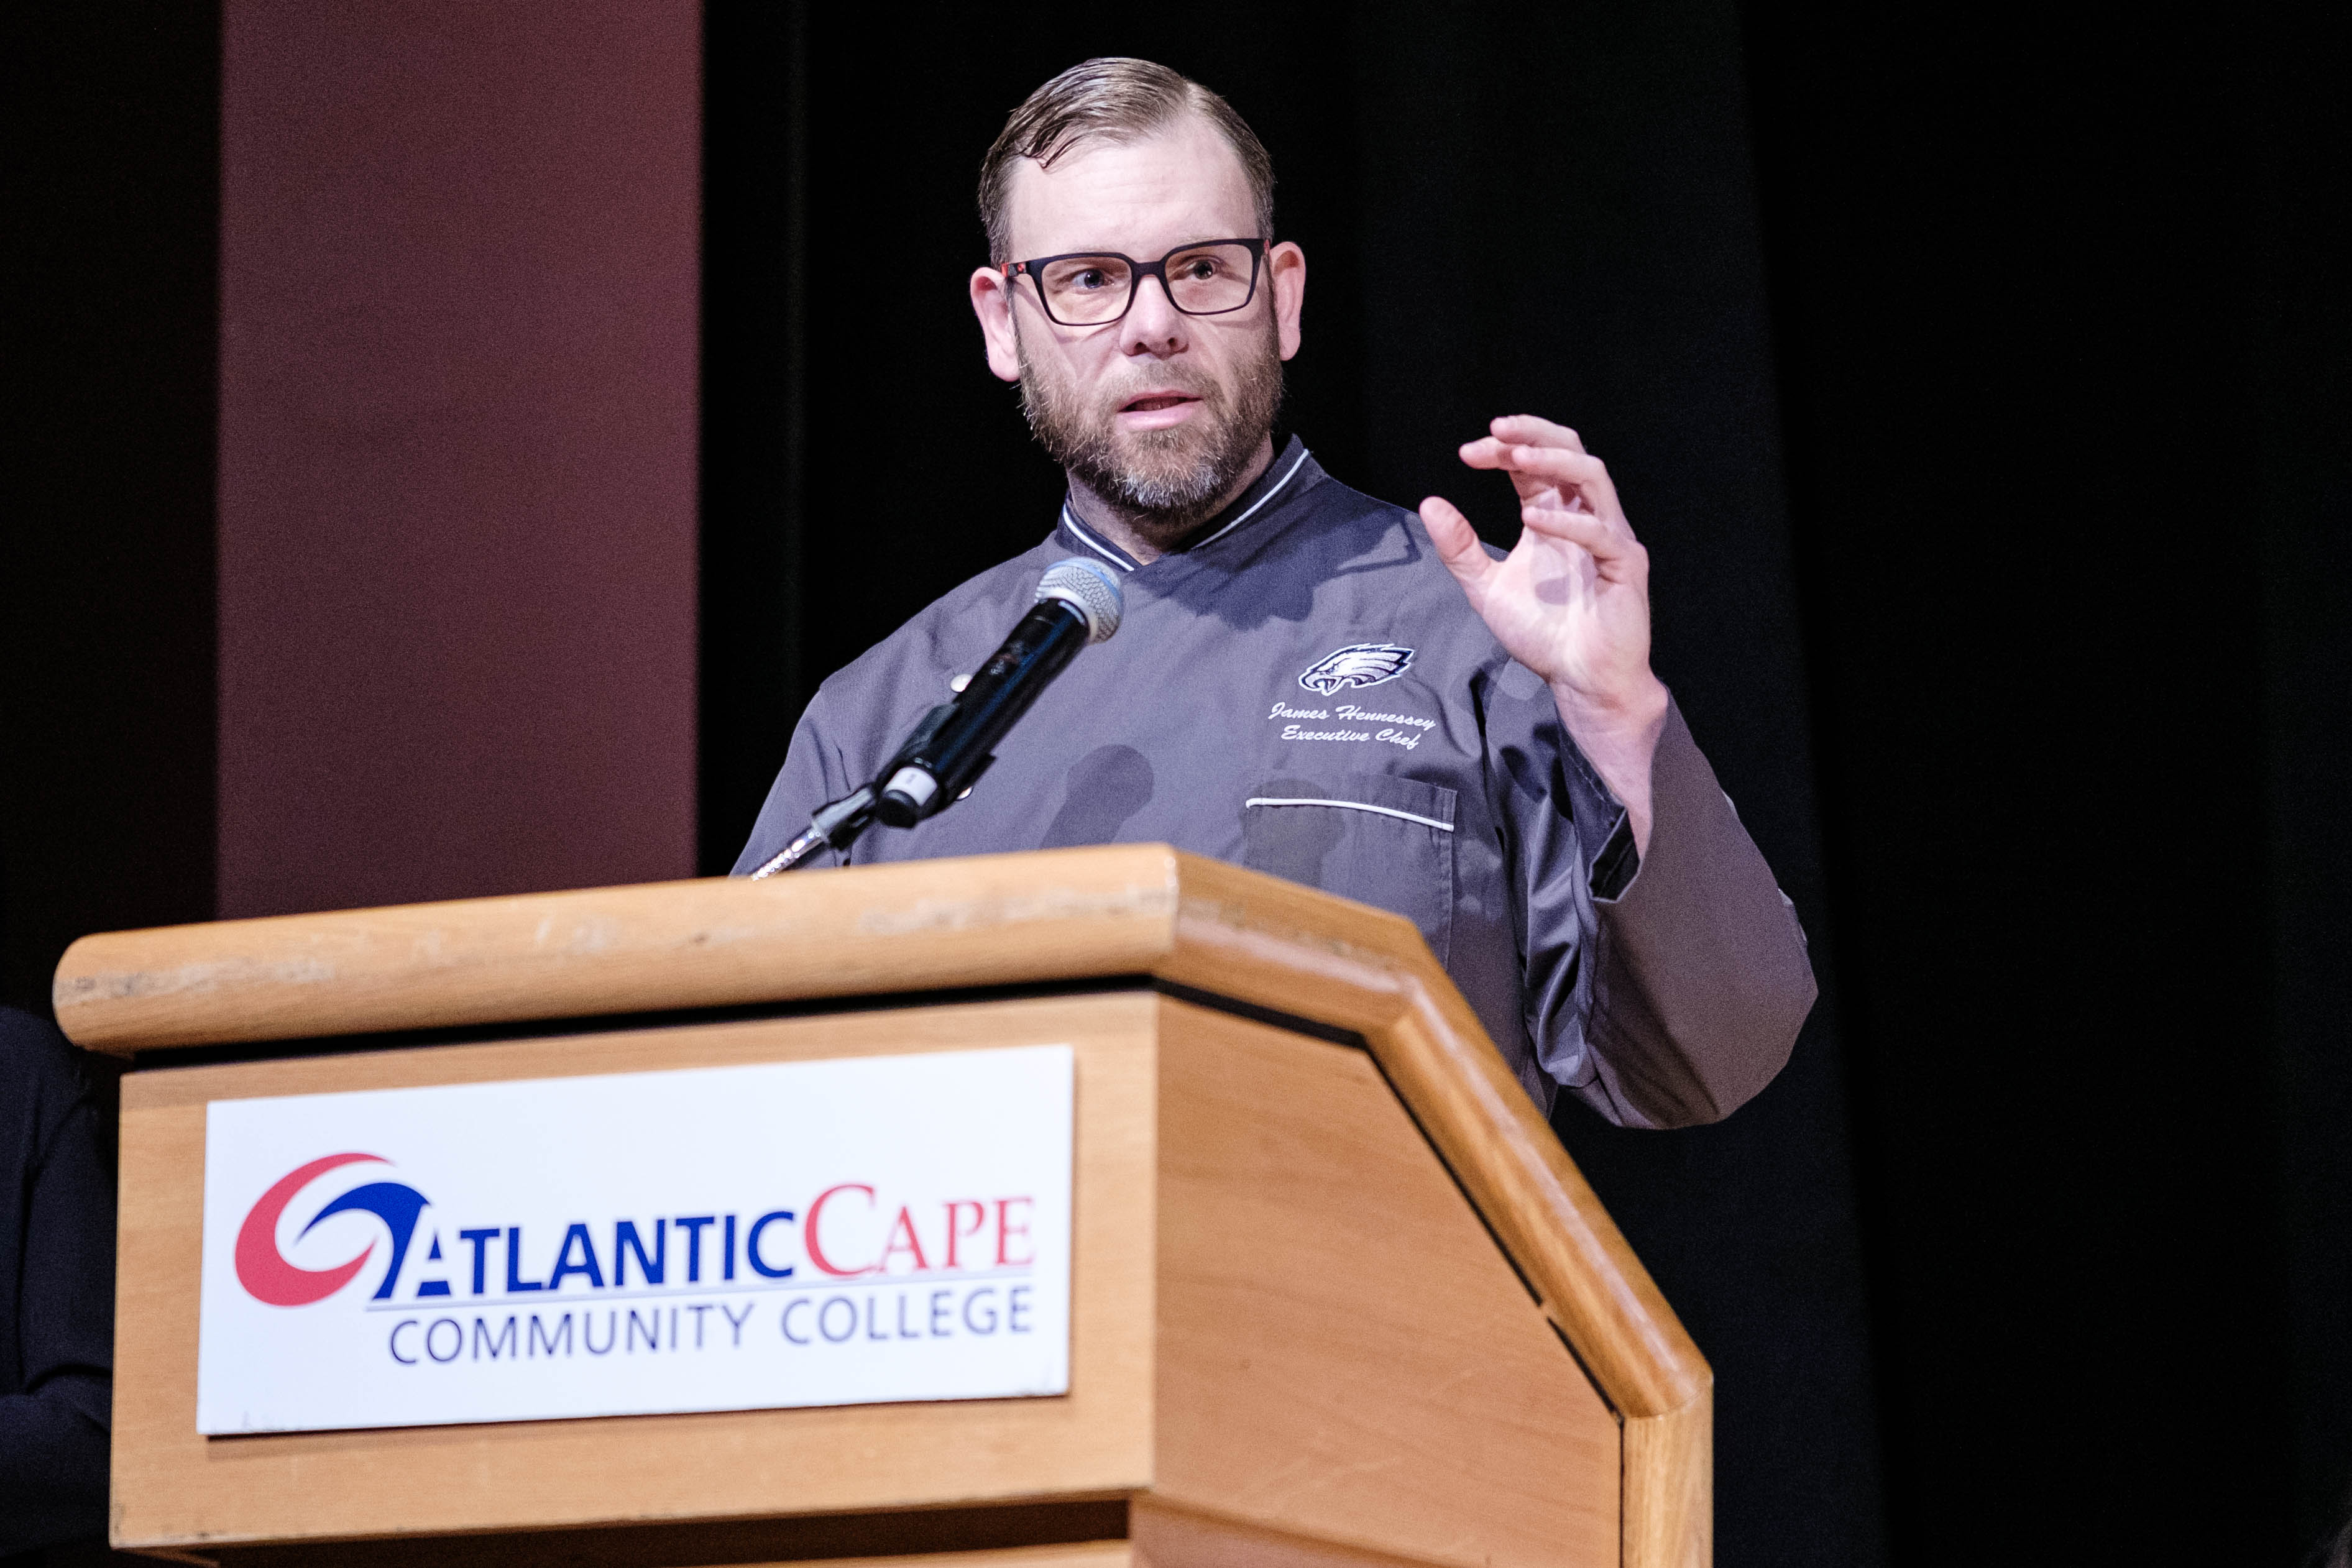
[1016,314,1285,533]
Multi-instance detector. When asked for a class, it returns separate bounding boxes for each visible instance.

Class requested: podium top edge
[53,842,1712,1422]
[50,845,1421,1058]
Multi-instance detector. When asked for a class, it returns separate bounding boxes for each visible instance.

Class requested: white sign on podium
[195,1045,1073,1435]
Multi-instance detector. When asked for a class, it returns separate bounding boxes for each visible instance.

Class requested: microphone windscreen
[1037,557,1124,644]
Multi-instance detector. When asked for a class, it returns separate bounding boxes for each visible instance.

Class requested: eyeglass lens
[1037,243,1256,324]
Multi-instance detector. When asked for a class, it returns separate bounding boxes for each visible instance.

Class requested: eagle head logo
[1298,643,1416,695]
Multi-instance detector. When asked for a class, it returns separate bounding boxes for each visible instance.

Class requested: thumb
[1420,496,1494,594]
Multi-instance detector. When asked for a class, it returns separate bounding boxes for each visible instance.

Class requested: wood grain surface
[743,1547,1130,1568]
[1151,1001,1617,1568]
[71,847,1711,1567]
[113,997,1158,1549]
[1132,1500,1446,1568]
[1625,1390,1712,1568]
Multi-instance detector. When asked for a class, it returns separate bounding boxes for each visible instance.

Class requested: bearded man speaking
[735,58,1815,1127]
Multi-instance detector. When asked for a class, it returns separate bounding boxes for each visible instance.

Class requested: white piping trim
[1243,796,1455,832]
[1192,445,1313,550]
[1059,504,1135,572]
[1056,445,1312,569]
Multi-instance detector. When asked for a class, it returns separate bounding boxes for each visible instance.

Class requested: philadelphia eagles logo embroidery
[1298,643,1416,695]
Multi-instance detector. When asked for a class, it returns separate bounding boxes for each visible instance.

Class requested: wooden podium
[55,846,1711,1568]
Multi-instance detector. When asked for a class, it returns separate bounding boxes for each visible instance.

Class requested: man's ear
[970,266,1022,383]
[1269,241,1307,362]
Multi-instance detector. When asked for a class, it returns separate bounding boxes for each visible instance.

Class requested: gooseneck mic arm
[746,557,1124,878]
[743,784,881,879]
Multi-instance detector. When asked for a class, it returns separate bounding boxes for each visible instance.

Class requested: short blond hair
[977,57,1275,264]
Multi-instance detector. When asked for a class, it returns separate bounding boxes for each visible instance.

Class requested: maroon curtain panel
[217,0,701,917]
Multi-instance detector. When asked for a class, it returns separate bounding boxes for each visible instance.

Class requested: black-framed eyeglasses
[1004,237,1266,328]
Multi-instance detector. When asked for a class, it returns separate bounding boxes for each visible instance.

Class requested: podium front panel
[113,983,1626,1567]
[115,994,1161,1553]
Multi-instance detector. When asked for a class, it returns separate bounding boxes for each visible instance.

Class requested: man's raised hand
[1420,415,1670,848]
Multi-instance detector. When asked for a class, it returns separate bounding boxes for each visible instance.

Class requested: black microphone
[746,558,1124,876]
[874,557,1124,826]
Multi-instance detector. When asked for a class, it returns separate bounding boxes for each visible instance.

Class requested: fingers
[1459,440,1629,523]
[1489,413,1585,452]
[1456,436,1522,470]
[1459,416,1586,466]
[1522,505,1647,577]
[1419,496,1496,590]
[1503,446,1625,516]
[1459,437,1583,511]
[1431,492,1644,587]
[1463,441,1606,492]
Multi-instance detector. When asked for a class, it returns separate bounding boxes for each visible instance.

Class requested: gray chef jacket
[736,439,1816,1128]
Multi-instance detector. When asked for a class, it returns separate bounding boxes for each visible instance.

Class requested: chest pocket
[1240,775,1457,964]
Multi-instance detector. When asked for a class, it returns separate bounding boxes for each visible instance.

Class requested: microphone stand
[744,557,1122,882]
[745,693,959,878]
[746,786,877,879]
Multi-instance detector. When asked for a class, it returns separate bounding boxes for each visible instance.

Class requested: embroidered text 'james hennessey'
[735,440,1817,1129]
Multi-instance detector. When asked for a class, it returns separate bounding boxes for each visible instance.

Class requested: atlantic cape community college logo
[196,1047,1075,1436]
[1299,642,1415,695]
[237,1152,428,1306]
[231,1153,1041,1318]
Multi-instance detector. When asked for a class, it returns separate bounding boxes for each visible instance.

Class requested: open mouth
[1119,392,1200,414]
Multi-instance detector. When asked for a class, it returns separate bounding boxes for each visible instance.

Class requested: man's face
[972,115,1305,523]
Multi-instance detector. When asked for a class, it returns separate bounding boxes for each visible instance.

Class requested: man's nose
[1118,272,1188,357]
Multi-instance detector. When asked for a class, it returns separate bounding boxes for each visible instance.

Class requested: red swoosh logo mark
[235,1152,387,1306]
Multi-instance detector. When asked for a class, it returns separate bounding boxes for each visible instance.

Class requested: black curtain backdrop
[7,4,2346,1566]
[701,3,806,878]
[1740,3,2351,1559]
[1,4,219,1020]
[705,4,1884,1561]
[703,4,2352,1565]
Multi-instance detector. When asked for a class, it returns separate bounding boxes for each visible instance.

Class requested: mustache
[1088,365,1223,418]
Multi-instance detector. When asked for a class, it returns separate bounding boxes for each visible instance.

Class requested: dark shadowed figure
[1,1007,115,1564]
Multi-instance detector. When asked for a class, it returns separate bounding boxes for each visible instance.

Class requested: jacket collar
[1055,436,1315,572]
